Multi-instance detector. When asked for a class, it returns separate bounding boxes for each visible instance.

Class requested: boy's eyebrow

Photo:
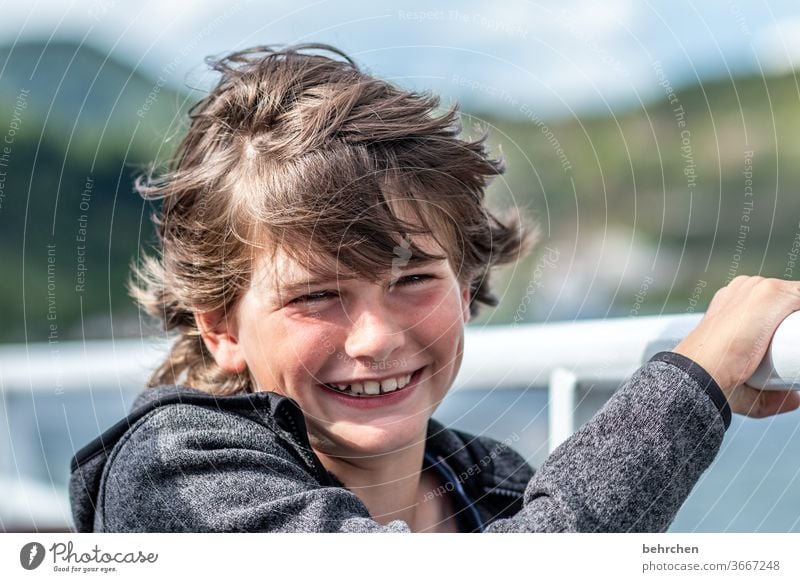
[280,276,358,293]
[278,260,445,294]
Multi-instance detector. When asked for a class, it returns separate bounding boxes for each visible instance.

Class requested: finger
[758,389,800,417]
[733,384,800,418]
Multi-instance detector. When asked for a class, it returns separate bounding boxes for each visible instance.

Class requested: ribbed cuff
[649,351,732,430]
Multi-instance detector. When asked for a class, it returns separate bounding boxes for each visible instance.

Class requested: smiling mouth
[319,367,425,398]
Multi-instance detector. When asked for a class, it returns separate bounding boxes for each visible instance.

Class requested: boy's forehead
[251,233,451,289]
[251,249,338,289]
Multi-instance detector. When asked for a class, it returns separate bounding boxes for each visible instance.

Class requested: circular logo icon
[20,542,46,570]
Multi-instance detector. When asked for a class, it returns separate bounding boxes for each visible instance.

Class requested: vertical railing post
[548,368,578,453]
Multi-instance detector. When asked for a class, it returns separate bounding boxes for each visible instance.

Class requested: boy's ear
[195,309,248,373]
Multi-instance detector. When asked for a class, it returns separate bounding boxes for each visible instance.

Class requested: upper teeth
[327,372,414,395]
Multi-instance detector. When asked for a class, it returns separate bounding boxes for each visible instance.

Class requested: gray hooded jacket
[69,351,730,532]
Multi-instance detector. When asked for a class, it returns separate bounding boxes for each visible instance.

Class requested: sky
[2,0,800,118]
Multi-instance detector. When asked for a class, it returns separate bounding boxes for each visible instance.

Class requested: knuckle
[730,275,754,286]
[711,286,726,298]
[758,278,786,295]
[708,288,728,306]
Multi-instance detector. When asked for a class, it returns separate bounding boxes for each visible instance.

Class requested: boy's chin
[326,422,428,458]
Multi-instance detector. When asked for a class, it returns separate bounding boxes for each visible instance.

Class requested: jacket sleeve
[484,352,729,532]
[97,404,411,532]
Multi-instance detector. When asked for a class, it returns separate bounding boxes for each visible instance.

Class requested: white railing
[2,311,800,530]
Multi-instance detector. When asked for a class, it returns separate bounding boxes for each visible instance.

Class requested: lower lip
[317,367,425,409]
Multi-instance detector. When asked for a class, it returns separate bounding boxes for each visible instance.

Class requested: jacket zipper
[487,486,526,497]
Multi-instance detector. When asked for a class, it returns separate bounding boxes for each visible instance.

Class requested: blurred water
[1,387,139,489]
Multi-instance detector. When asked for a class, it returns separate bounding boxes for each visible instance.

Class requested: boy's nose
[343,302,406,364]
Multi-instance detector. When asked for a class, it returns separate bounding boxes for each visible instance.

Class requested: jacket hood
[69,385,532,532]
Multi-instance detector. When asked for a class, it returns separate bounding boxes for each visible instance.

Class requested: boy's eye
[391,273,433,287]
[290,290,337,305]
[288,274,434,305]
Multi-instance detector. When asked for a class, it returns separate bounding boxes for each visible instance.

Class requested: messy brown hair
[131,43,538,395]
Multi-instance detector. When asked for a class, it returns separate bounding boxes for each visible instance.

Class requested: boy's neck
[313,439,454,532]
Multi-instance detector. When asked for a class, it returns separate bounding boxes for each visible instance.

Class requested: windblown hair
[132,43,538,395]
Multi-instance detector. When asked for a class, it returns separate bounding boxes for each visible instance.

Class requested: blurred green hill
[0,40,189,342]
[1,39,799,341]
[470,70,800,323]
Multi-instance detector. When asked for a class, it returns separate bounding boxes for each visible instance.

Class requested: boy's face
[211,236,471,460]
